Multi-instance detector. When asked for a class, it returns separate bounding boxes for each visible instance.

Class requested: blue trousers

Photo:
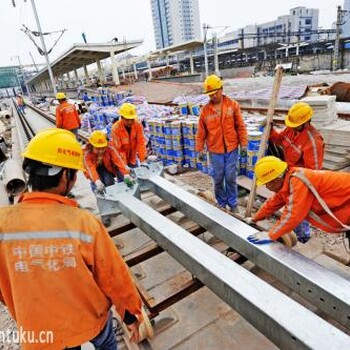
[67,310,117,349]
[209,149,239,208]
[294,220,311,243]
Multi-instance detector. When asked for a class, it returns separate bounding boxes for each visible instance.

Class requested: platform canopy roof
[27,40,143,85]
[150,40,203,57]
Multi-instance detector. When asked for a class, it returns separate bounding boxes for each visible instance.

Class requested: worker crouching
[268,102,325,243]
[83,130,132,193]
[111,103,147,168]
[247,156,350,245]
[0,129,142,349]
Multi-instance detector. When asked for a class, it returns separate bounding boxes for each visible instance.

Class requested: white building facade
[151,0,201,49]
[342,0,350,38]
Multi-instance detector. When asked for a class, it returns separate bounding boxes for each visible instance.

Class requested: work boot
[297,236,310,244]
[102,216,111,228]
[230,206,240,214]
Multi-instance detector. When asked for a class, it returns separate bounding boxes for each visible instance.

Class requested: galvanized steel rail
[110,189,350,350]
[143,175,350,330]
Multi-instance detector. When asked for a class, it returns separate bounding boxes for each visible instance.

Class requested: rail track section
[98,178,350,349]
[139,174,350,331]
[12,99,55,150]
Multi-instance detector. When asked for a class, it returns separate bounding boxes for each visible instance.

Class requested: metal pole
[29,0,57,95]
[16,56,31,99]
[333,6,342,71]
[213,32,220,76]
[203,23,209,77]
[29,51,39,73]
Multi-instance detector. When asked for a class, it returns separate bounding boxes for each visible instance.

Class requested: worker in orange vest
[83,130,131,193]
[111,103,147,167]
[196,75,248,213]
[246,156,350,245]
[0,129,142,349]
[55,92,81,138]
[16,94,26,114]
[268,102,325,243]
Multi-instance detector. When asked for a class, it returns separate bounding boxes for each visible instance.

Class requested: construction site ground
[2,74,350,349]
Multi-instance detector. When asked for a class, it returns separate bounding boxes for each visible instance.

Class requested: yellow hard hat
[22,128,83,170]
[89,130,108,148]
[56,92,66,100]
[203,74,223,95]
[285,102,313,128]
[119,103,137,119]
[254,156,287,186]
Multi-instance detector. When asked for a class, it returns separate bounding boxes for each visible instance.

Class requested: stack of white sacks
[301,96,350,170]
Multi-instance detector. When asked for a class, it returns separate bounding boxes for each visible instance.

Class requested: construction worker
[247,156,350,245]
[196,74,248,213]
[16,94,25,114]
[268,102,325,243]
[111,103,147,167]
[83,130,132,194]
[55,92,81,138]
[0,128,142,349]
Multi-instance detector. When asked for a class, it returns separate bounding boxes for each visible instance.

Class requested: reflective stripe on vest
[0,231,93,243]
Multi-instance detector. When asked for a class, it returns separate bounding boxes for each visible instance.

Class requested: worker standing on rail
[268,102,325,243]
[246,156,350,245]
[196,75,248,213]
[0,128,142,349]
[111,103,147,168]
[16,94,25,114]
[55,92,81,138]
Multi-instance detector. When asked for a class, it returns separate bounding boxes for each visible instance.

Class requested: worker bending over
[0,129,142,349]
[247,156,350,244]
[111,103,147,168]
[269,102,325,243]
[196,74,248,213]
[83,130,131,194]
[55,92,81,138]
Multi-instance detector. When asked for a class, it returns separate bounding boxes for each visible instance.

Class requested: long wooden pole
[245,66,284,217]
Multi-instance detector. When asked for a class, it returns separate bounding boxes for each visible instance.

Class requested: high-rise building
[342,0,350,38]
[151,0,201,49]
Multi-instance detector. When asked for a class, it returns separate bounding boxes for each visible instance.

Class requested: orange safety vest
[196,95,248,154]
[269,124,324,170]
[56,102,81,131]
[253,167,350,240]
[0,192,142,349]
[111,120,146,166]
[83,142,129,183]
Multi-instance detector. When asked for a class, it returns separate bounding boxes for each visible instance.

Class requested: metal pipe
[145,175,350,330]
[2,159,26,197]
[113,192,350,349]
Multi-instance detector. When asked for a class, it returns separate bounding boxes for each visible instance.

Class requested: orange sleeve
[108,144,129,175]
[233,102,248,147]
[56,107,63,128]
[268,177,314,240]
[136,124,147,162]
[253,192,286,222]
[111,124,127,164]
[195,111,207,152]
[75,108,81,128]
[302,133,324,170]
[83,151,100,183]
[269,127,284,145]
[92,222,143,322]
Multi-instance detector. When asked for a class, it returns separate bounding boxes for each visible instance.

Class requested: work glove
[247,231,275,245]
[240,146,248,157]
[245,217,255,225]
[147,155,158,162]
[198,151,205,161]
[124,174,135,188]
[95,180,105,194]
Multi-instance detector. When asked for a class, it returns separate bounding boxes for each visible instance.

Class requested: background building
[218,7,319,51]
[342,0,350,38]
[151,0,201,49]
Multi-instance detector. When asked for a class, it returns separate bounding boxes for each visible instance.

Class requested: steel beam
[114,192,350,349]
[145,175,350,330]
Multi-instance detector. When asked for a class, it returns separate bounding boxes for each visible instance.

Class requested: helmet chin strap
[63,170,72,197]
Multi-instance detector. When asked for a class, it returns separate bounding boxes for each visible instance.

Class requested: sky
[0,0,344,67]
